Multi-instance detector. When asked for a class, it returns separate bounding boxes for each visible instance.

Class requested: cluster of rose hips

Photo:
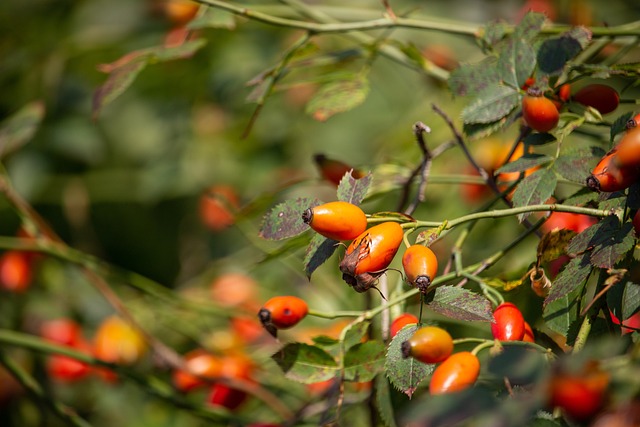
[522,82,620,134]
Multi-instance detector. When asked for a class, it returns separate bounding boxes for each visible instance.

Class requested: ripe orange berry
[390,313,419,338]
[163,0,199,26]
[491,302,526,341]
[258,296,308,337]
[206,354,253,410]
[0,251,32,293]
[542,211,598,234]
[522,91,560,133]
[558,83,571,103]
[614,126,640,169]
[93,316,147,365]
[302,201,367,241]
[339,222,404,293]
[573,83,620,115]
[429,351,480,395]
[401,326,454,364]
[199,185,240,232]
[587,148,640,192]
[402,244,438,293]
[47,353,91,383]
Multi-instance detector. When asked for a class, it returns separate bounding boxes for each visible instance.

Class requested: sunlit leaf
[537,229,576,264]
[344,341,386,382]
[385,324,433,397]
[0,101,45,158]
[272,343,338,384]
[260,197,320,240]
[344,320,370,350]
[306,76,369,122]
[511,169,558,222]
[543,292,578,336]
[514,11,547,40]
[428,286,494,322]
[554,147,600,183]
[304,234,339,279]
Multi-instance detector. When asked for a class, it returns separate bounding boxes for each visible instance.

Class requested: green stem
[573,312,593,353]
[196,0,640,38]
[0,352,94,427]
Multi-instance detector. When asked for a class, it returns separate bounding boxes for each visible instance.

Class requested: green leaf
[537,229,576,264]
[524,133,556,146]
[607,281,640,321]
[461,85,520,124]
[554,147,599,184]
[498,37,536,89]
[304,234,339,279]
[259,197,320,240]
[337,172,372,205]
[590,222,635,269]
[537,32,584,76]
[428,286,494,322]
[610,111,634,143]
[344,320,371,351]
[272,343,338,384]
[478,20,508,51]
[187,8,236,30]
[375,375,398,427]
[93,59,147,117]
[545,254,592,306]
[495,153,552,174]
[448,58,500,97]
[306,76,369,122]
[487,347,546,385]
[514,11,547,40]
[344,341,386,382]
[150,39,208,62]
[568,215,618,255]
[511,169,558,222]
[0,101,45,158]
[385,324,433,397]
[463,106,521,140]
[543,292,578,336]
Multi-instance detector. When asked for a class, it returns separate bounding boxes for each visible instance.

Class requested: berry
[573,83,620,115]
[614,126,640,169]
[93,316,147,365]
[173,349,221,392]
[429,351,480,395]
[0,251,32,293]
[491,302,526,341]
[548,361,609,422]
[339,222,403,293]
[258,296,308,337]
[199,185,240,232]
[522,91,560,133]
[41,319,83,347]
[402,244,438,293]
[587,148,640,193]
[313,154,365,186]
[390,313,419,338]
[302,201,368,241]
[401,326,454,364]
